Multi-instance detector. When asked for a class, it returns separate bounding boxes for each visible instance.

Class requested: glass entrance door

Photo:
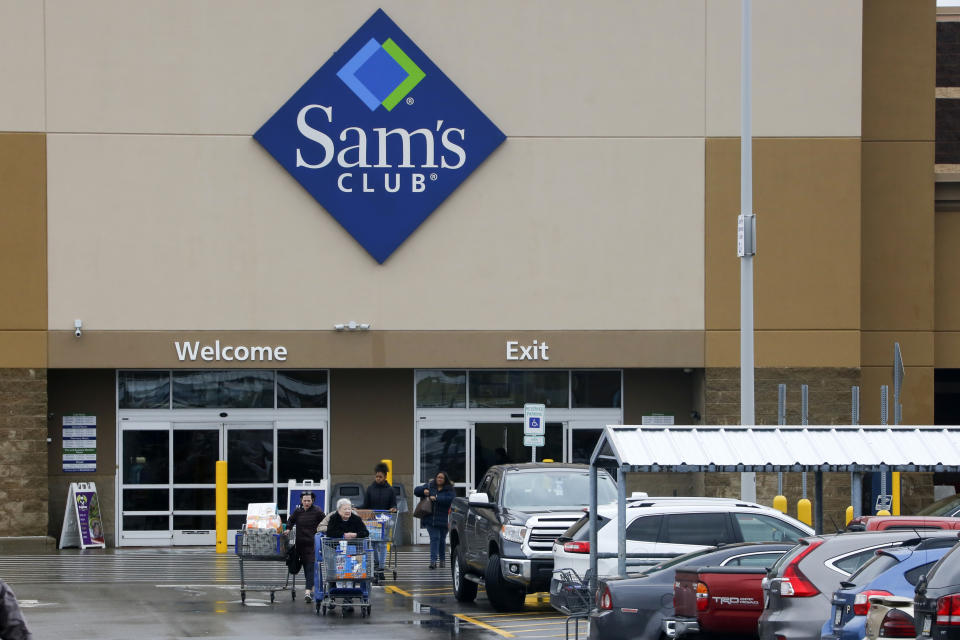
[415,421,472,544]
[473,422,564,486]
[171,424,220,544]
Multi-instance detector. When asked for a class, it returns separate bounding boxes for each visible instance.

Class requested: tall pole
[739,0,757,501]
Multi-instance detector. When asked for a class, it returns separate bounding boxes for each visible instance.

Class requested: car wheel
[484,553,526,612]
[452,545,478,603]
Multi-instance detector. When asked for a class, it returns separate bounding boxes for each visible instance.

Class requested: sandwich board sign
[59,482,106,549]
[287,478,328,515]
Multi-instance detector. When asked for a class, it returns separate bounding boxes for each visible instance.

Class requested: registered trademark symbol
[430,173,438,181]
[406,97,414,105]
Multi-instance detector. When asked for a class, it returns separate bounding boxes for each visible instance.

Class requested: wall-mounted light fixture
[333,321,371,332]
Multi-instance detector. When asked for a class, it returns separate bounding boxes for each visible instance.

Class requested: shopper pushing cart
[361,462,398,582]
[315,498,371,616]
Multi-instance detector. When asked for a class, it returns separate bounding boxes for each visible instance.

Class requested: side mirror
[468,492,495,509]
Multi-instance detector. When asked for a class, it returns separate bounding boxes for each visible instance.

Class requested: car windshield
[917,494,960,517]
[501,471,618,510]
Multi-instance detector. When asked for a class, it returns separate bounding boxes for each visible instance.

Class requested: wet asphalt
[0,546,573,640]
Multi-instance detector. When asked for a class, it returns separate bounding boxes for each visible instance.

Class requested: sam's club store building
[0,2,942,546]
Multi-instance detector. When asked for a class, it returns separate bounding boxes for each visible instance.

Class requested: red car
[847,516,960,532]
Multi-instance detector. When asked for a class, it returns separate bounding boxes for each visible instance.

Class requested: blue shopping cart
[313,534,375,617]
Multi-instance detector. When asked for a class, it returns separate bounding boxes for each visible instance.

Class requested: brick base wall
[0,369,48,536]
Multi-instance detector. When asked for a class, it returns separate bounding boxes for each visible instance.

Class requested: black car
[914,539,960,639]
[587,542,795,640]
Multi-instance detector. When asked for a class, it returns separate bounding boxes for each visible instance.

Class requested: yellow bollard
[892,472,901,515]
[877,509,891,516]
[797,499,812,527]
[216,460,228,553]
[773,495,787,514]
[381,459,393,486]
[845,506,854,526]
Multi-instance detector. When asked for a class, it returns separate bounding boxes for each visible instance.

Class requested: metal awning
[592,425,960,473]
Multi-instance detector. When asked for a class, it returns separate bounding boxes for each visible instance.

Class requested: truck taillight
[853,590,892,615]
[936,594,960,626]
[779,539,823,598]
[597,584,613,610]
[695,581,709,612]
[879,609,915,637]
[563,541,590,554]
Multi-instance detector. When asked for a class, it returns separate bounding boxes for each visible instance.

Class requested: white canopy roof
[592,425,960,472]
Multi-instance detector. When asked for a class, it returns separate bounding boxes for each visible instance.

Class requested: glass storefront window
[469,371,569,408]
[226,429,274,483]
[572,371,622,408]
[122,431,169,484]
[277,429,324,483]
[172,370,274,409]
[416,370,466,408]
[173,515,216,530]
[277,371,328,408]
[570,428,604,464]
[123,489,169,511]
[119,371,170,409]
[173,430,219,484]
[173,489,216,511]
[420,428,467,485]
[123,515,169,531]
[227,487,275,510]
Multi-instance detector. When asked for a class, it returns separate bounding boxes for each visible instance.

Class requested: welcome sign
[255,9,506,263]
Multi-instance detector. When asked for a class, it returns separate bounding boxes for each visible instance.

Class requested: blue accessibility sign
[254,9,506,263]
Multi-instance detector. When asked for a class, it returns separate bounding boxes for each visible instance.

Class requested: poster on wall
[59,482,106,549]
[62,414,96,472]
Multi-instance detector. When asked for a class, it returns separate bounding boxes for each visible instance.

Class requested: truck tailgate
[673,566,768,635]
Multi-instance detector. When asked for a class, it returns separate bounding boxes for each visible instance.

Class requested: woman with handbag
[414,471,455,569]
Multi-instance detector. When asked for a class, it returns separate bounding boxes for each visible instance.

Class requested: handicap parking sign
[528,417,541,430]
[523,403,545,436]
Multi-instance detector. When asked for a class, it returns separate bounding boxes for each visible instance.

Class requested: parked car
[448,463,619,611]
[669,564,770,638]
[583,542,794,640]
[917,494,960,518]
[822,535,957,640]
[848,515,960,532]
[758,531,951,640]
[913,538,960,639]
[863,595,915,639]
[552,497,812,581]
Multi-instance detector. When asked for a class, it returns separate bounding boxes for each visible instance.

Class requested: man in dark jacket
[0,579,32,640]
[286,491,325,603]
[362,462,397,578]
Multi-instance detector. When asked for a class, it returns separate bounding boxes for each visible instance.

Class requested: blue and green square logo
[254,9,505,263]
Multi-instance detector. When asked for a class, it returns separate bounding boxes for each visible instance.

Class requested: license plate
[834,607,842,627]
[923,615,932,636]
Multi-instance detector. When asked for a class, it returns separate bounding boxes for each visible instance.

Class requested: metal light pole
[739,0,757,501]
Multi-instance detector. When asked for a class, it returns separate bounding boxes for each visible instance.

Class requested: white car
[552,497,814,579]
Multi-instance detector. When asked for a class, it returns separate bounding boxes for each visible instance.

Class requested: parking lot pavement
[0,547,574,639]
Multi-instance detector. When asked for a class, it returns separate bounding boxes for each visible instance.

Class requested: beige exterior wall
[0,0,44,132]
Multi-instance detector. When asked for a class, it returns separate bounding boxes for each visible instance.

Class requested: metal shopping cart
[550,568,594,640]
[314,535,375,617]
[234,529,296,604]
[358,510,399,583]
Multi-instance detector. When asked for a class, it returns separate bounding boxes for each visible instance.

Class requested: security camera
[74,319,82,338]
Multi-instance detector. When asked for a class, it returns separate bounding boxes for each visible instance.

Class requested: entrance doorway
[119,415,327,546]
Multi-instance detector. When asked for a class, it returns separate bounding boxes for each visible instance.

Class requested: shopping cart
[234,529,295,604]
[358,510,399,583]
[314,535,375,618]
[550,567,594,640]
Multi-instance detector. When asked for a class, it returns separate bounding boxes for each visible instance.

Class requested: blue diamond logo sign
[254,9,506,263]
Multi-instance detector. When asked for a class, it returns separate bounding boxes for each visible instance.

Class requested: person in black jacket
[326,498,370,539]
[414,470,456,569]
[286,491,325,603]
[0,579,32,640]
[362,462,397,578]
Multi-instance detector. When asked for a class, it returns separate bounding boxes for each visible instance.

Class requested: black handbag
[285,545,302,574]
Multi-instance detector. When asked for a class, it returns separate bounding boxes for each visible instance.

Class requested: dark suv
[914,539,960,639]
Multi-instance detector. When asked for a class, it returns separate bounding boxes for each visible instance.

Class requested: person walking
[0,579,32,640]
[414,471,455,569]
[325,498,370,613]
[286,491,325,603]
[361,462,397,580]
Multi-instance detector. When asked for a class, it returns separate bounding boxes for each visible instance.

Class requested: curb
[0,536,58,554]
